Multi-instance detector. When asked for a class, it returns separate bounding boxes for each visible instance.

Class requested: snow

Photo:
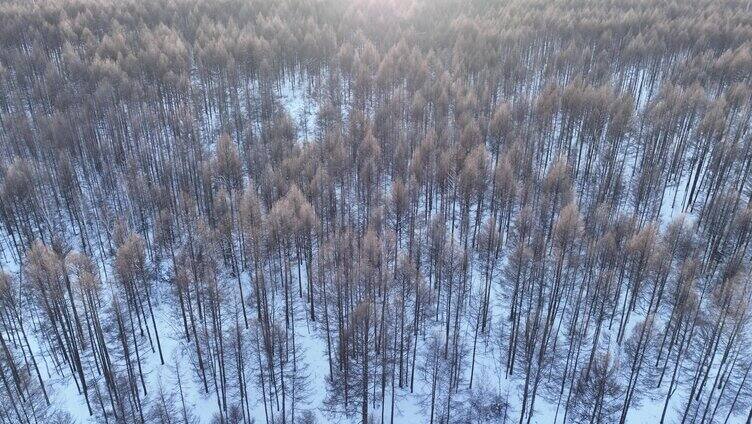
[4,186,746,424]
[2,69,749,424]
[279,75,319,141]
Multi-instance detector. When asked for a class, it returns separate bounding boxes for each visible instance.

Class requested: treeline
[0,0,751,423]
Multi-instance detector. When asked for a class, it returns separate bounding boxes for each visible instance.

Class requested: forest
[0,0,751,422]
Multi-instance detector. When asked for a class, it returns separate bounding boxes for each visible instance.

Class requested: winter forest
[0,0,752,423]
